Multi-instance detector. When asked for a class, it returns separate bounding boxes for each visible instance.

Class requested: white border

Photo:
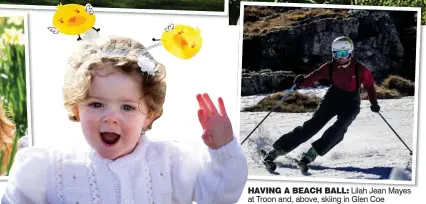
[0,12,32,181]
[0,1,229,16]
[412,4,422,187]
[237,1,422,185]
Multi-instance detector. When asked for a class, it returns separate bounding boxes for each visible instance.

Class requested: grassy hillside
[244,7,349,37]
[242,75,415,113]
[230,0,425,25]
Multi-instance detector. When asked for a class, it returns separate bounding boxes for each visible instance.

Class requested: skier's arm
[362,67,378,105]
[299,62,330,88]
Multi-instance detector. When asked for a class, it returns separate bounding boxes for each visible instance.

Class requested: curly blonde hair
[63,35,167,131]
[0,100,15,173]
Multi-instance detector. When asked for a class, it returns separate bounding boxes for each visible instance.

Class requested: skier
[262,36,381,172]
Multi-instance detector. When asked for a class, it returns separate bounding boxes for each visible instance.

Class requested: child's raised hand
[196,93,234,149]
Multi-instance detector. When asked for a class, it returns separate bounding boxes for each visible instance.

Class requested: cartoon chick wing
[48,3,100,41]
[159,23,202,60]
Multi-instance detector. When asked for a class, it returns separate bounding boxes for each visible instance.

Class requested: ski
[283,156,309,174]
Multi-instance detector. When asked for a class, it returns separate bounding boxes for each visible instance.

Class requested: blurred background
[0,15,27,176]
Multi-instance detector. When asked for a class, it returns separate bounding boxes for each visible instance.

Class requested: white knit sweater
[2,135,248,204]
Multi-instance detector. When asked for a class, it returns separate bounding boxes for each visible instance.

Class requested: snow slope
[239,87,415,181]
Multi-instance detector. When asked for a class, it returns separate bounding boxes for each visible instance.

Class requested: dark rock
[243,9,408,79]
[241,71,296,96]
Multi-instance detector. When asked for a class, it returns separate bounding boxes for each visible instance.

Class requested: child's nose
[102,110,119,124]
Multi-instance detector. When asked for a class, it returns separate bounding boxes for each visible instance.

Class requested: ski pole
[241,84,297,145]
[377,112,412,155]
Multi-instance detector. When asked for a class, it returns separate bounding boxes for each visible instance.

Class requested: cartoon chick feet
[48,3,100,41]
[197,93,234,149]
[155,23,202,60]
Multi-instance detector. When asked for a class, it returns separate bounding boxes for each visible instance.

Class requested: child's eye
[122,105,135,111]
[89,102,103,108]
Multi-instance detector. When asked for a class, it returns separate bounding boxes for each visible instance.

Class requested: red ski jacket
[299,59,378,105]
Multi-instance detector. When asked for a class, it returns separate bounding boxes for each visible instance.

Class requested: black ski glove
[370,103,380,112]
[294,75,305,89]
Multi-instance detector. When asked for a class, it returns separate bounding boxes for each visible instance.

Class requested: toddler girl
[2,35,248,204]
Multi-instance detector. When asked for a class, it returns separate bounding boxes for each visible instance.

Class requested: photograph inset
[0,14,30,177]
[0,0,226,13]
[239,3,420,183]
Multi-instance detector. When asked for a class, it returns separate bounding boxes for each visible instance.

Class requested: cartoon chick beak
[68,16,86,26]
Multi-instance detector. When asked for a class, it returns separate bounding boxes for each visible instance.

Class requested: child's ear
[72,106,80,121]
[143,112,160,128]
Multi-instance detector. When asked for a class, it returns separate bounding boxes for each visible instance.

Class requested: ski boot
[297,158,309,174]
[260,149,282,172]
[297,147,318,174]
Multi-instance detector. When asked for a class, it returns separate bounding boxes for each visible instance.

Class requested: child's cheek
[122,122,138,138]
[121,117,144,139]
[81,110,101,133]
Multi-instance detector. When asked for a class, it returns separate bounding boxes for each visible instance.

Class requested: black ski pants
[272,86,361,156]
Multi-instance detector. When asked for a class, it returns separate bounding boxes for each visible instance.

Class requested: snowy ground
[240,87,415,181]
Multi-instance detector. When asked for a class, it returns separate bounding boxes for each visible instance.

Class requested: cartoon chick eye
[156,24,202,60]
[47,3,100,41]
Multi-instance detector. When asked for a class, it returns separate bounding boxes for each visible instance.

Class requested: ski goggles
[332,50,350,59]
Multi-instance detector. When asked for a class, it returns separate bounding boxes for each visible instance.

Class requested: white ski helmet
[331,36,354,56]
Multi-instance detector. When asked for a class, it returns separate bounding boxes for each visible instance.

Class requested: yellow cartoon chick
[155,24,202,60]
[48,3,100,41]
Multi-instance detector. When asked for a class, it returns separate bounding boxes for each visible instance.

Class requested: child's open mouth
[100,132,121,146]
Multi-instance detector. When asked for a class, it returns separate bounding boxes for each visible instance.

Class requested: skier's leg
[263,100,336,162]
[310,105,360,158]
[299,146,318,165]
